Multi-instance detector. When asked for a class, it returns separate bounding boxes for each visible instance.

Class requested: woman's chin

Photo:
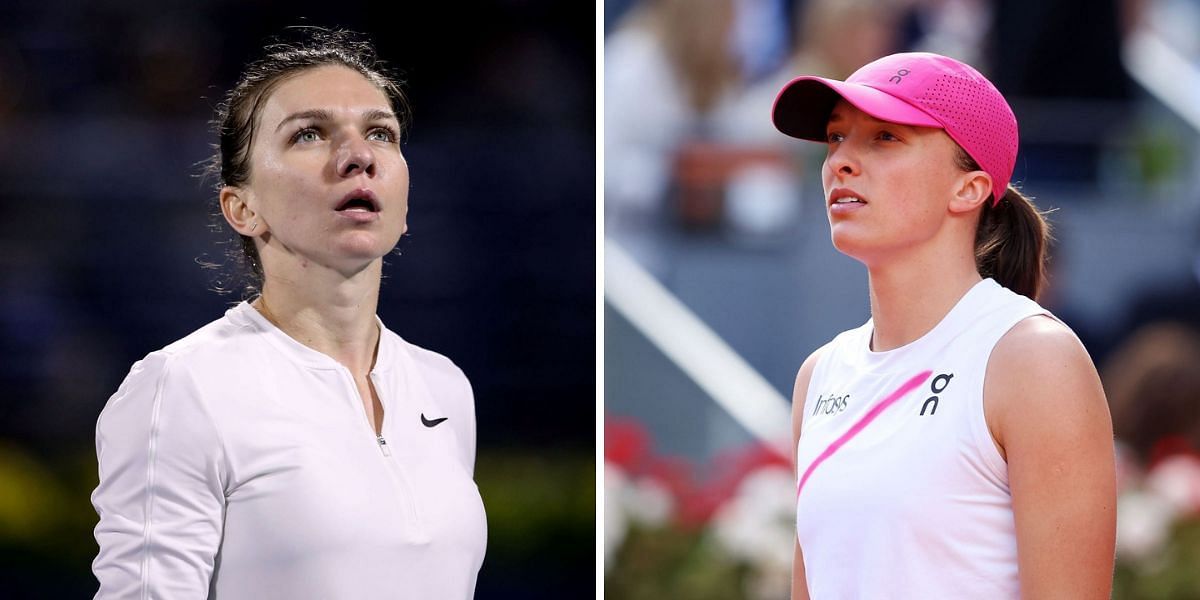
[313,242,394,276]
[830,227,873,261]
[332,232,401,260]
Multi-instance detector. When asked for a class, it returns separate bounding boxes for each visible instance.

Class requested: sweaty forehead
[259,65,393,127]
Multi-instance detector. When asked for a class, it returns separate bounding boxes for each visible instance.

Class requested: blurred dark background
[0,1,595,597]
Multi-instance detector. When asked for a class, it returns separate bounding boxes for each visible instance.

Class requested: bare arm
[791,348,823,600]
[792,542,809,600]
[985,316,1116,599]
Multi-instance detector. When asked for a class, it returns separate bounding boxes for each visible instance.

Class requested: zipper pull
[377,435,392,457]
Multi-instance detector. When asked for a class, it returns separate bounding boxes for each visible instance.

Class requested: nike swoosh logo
[421,414,448,428]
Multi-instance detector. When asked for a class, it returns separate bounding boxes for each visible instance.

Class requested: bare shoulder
[989,315,1099,390]
[985,315,1109,457]
[996,313,1088,354]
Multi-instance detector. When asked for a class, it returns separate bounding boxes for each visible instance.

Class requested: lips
[335,188,380,213]
[828,188,867,206]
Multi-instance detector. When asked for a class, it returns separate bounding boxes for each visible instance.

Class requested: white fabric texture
[92,302,486,599]
[795,279,1051,599]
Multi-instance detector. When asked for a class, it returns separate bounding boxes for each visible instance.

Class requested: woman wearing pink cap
[774,53,1115,598]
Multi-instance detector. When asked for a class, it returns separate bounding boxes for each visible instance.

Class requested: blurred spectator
[1103,322,1200,465]
[903,0,992,65]
[720,0,905,144]
[728,0,790,83]
[792,0,904,79]
[695,0,905,236]
[605,0,743,223]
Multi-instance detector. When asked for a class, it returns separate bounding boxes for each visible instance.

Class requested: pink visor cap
[772,52,1018,205]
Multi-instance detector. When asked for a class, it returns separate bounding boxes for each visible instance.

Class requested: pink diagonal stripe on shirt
[796,370,932,499]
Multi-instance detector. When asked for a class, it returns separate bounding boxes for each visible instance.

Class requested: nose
[335,137,376,178]
[825,140,861,180]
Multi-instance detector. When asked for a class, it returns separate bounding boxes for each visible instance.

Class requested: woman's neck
[254,259,383,375]
[866,245,982,352]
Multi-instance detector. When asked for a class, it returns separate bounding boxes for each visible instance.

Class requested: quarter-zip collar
[229,301,398,373]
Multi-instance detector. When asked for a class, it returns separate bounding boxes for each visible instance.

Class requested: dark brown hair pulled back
[202,26,409,296]
[956,148,1052,301]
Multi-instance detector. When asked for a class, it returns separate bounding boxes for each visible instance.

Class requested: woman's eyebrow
[274,108,397,132]
[362,108,397,124]
[275,109,334,132]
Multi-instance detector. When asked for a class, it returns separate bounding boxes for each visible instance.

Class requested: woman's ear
[948,171,993,215]
[220,186,266,237]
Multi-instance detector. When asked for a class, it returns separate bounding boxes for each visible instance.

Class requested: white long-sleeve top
[91,302,487,599]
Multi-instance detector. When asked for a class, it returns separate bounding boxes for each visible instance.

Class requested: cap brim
[772,77,943,141]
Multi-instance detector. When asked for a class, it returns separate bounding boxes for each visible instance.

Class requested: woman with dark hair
[774,53,1115,598]
[91,29,486,598]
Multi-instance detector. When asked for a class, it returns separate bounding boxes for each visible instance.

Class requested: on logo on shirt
[919,372,954,416]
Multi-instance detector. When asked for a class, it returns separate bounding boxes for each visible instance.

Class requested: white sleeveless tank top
[795,278,1051,599]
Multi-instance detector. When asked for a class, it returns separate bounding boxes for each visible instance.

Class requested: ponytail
[974,186,1052,301]
[956,148,1052,301]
